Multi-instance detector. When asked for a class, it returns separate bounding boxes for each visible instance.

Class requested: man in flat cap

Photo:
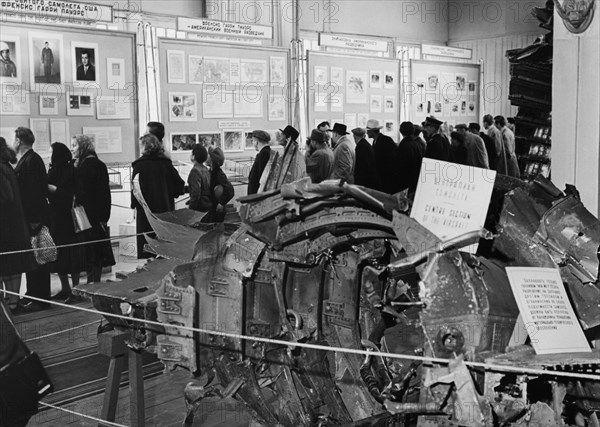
[422,116,451,162]
[247,130,271,195]
[366,119,396,194]
[305,129,334,184]
[455,123,489,169]
[352,127,380,190]
[396,121,425,195]
[330,123,356,183]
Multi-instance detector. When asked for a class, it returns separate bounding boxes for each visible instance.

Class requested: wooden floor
[14,266,253,427]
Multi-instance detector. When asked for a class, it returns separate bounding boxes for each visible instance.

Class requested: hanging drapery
[136,22,161,125]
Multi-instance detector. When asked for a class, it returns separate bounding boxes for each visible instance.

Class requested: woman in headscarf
[201,146,234,223]
[71,135,115,283]
[0,137,36,312]
[131,133,184,258]
[47,142,84,302]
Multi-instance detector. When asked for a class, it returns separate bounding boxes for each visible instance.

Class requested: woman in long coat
[131,133,185,258]
[201,146,234,223]
[47,142,85,301]
[71,135,115,283]
[0,137,36,311]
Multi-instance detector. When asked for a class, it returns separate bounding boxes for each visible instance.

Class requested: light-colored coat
[331,135,356,183]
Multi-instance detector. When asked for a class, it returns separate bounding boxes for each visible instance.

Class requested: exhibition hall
[0,0,599,426]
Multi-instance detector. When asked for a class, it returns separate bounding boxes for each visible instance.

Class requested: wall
[552,0,600,216]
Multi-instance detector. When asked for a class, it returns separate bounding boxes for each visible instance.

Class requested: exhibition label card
[505,267,591,354]
[411,159,495,242]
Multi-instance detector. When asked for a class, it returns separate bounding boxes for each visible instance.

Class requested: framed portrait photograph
[384,95,396,113]
[197,132,222,149]
[169,92,197,122]
[67,92,94,116]
[269,56,285,86]
[244,131,255,150]
[72,41,99,84]
[29,32,64,87]
[370,70,381,88]
[170,133,197,152]
[167,50,186,84]
[223,130,244,153]
[384,71,396,89]
[0,35,21,83]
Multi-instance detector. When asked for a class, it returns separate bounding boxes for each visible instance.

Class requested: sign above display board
[178,17,273,40]
[422,44,472,59]
[319,33,389,53]
[0,0,113,23]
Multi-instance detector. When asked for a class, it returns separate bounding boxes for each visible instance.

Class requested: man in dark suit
[76,50,96,81]
[396,121,425,196]
[422,116,451,162]
[247,130,272,195]
[366,119,396,194]
[351,127,380,190]
[13,127,51,311]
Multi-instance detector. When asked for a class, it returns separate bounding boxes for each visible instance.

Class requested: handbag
[72,197,92,234]
[30,225,57,265]
[0,303,53,420]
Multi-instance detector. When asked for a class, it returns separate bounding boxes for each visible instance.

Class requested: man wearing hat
[330,123,356,183]
[352,127,380,190]
[247,130,272,195]
[366,119,396,194]
[396,121,425,195]
[455,123,488,169]
[469,122,497,170]
[422,116,451,162]
[305,129,334,184]
[267,125,306,188]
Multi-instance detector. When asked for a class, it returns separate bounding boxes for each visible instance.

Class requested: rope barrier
[2,289,599,382]
[0,232,151,257]
[23,319,102,343]
[38,401,128,427]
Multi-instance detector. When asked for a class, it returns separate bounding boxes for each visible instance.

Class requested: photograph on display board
[461,100,467,114]
[314,66,328,85]
[384,120,396,137]
[456,73,467,91]
[468,81,476,94]
[434,101,443,114]
[72,41,98,83]
[189,55,204,85]
[198,132,222,149]
[451,102,460,116]
[330,67,343,85]
[268,94,285,121]
[370,95,382,113]
[0,35,20,82]
[244,131,254,150]
[416,101,424,114]
[39,95,58,115]
[67,93,93,116]
[427,72,439,91]
[370,70,381,88]
[223,130,244,152]
[357,113,369,128]
[346,71,367,104]
[203,89,233,118]
[270,56,285,85]
[314,90,328,112]
[241,59,267,84]
[384,95,396,113]
[29,32,63,85]
[204,57,229,84]
[170,133,197,152]
[344,113,357,130]
[329,92,343,112]
[169,92,197,121]
[468,101,475,113]
[384,71,396,89]
[167,50,185,84]
[106,58,125,87]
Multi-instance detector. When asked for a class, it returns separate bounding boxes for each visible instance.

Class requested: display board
[158,38,290,161]
[0,23,137,164]
[409,60,481,127]
[307,51,401,139]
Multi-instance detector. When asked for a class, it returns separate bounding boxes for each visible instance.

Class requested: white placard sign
[411,159,495,241]
[218,121,250,129]
[422,44,473,59]
[82,126,122,154]
[0,0,113,23]
[505,267,591,354]
[178,17,273,40]
[319,33,389,52]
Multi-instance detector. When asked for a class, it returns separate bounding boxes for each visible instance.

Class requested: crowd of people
[0,113,520,314]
